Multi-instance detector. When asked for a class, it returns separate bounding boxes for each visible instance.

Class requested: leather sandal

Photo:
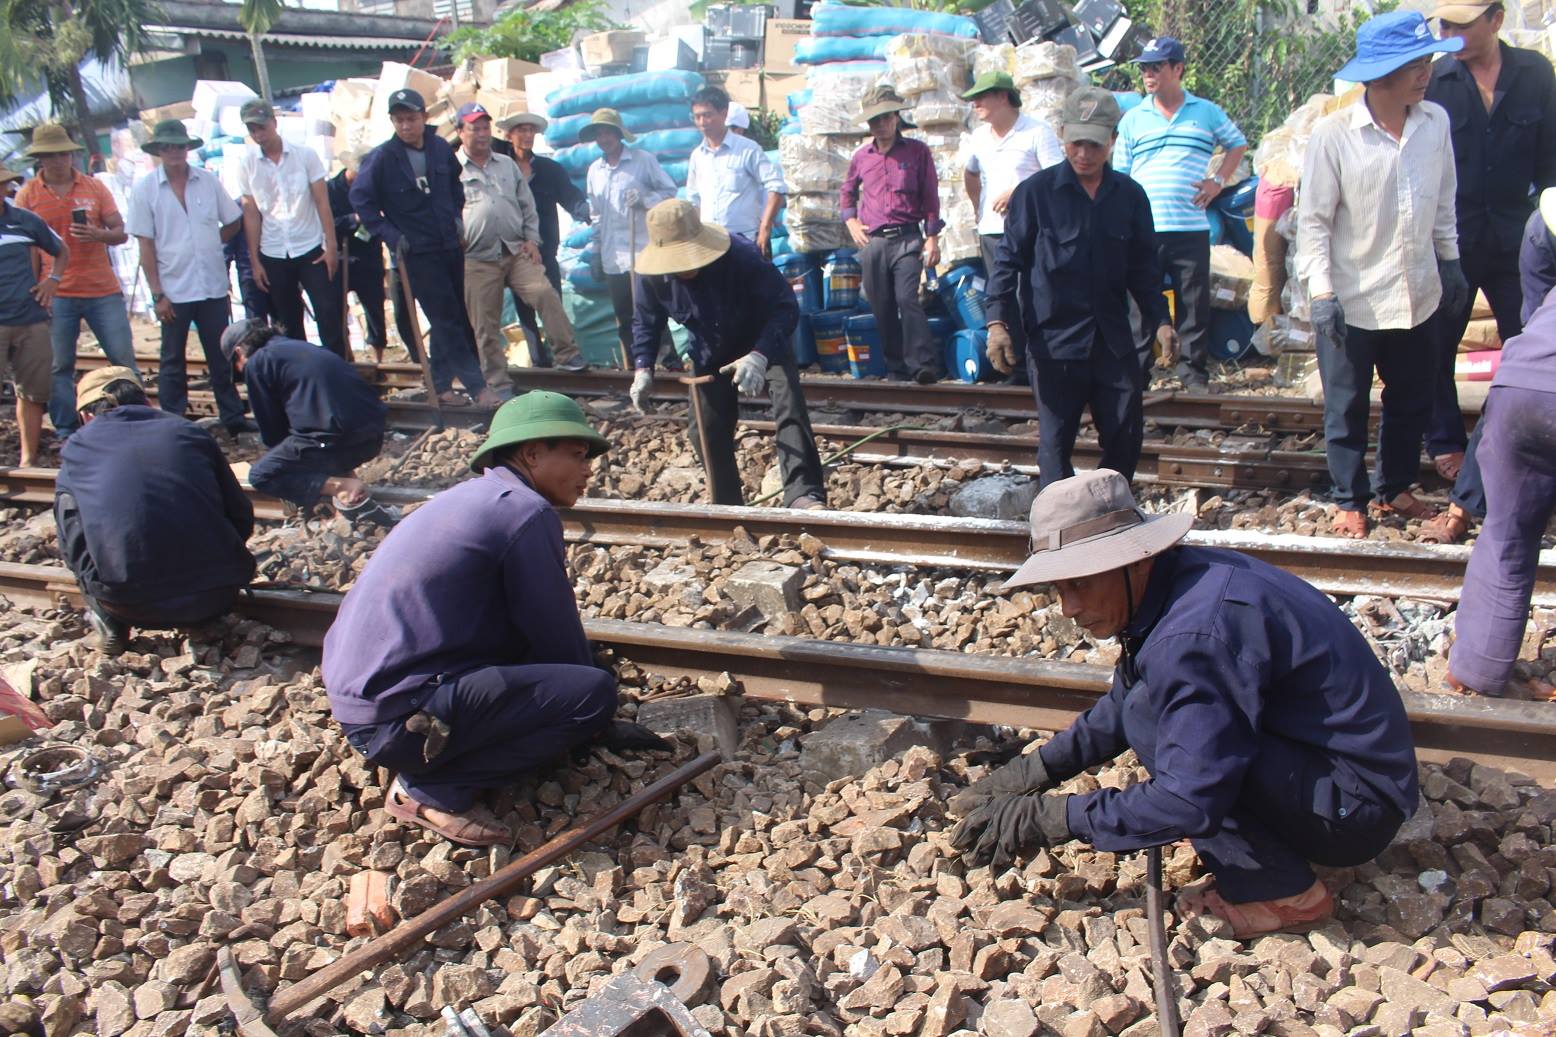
[1331,509,1369,539]
[1447,672,1556,702]
[1371,491,1433,521]
[384,781,511,847]
[1416,506,1472,545]
[1433,452,1464,482]
[1179,879,1334,939]
[437,390,473,407]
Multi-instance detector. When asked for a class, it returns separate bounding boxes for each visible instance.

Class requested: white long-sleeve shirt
[686,131,786,240]
[1295,99,1458,331]
[586,148,677,276]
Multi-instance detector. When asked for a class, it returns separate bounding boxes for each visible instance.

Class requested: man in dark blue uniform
[54,366,255,655]
[985,87,1177,488]
[220,319,395,529]
[627,200,827,509]
[349,89,499,407]
[951,470,1419,938]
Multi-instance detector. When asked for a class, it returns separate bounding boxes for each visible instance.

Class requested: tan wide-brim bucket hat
[500,111,549,133]
[577,108,636,144]
[1003,470,1193,589]
[858,85,916,127]
[26,124,83,155]
[634,199,732,276]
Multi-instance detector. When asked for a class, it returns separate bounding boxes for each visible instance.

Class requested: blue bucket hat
[1337,11,1462,82]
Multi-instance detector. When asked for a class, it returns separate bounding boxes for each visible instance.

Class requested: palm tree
[240,0,284,103]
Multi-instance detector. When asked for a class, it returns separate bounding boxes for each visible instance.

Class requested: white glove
[630,368,653,412]
[623,188,643,209]
[722,352,769,396]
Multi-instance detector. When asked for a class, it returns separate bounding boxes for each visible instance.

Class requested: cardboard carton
[763,18,810,71]
[476,88,529,126]
[762,71,807,113]
[704,69,762,108]
[580,30,646,68]
[371,62,445,128]
[479,57,545,91]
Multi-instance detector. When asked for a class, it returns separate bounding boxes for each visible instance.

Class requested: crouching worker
[950,470,1419,938]
[322,391,669,847]
[54,367,255,655]
[220,319,397,529]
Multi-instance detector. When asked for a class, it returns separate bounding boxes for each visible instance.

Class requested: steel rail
[3,469,1546,604]
[1,560,1550,780]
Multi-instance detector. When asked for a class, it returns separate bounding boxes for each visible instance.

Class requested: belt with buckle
[870,224,920,239]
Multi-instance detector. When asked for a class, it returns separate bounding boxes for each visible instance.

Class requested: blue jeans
[50,293,138,436]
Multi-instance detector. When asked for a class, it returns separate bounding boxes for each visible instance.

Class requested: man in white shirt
[127,119,253,434]
[236,100,345,359]
[687,86,787,256]
[1297,11,1470,539]
[961,71,1063,377]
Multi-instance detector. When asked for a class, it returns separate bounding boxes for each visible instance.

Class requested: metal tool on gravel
[538,973,710,1036]
[1146,845,1183,1037]
[393,244,444,430]
[678,374,719,504]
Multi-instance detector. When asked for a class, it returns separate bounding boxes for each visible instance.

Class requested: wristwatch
[1209,173,1226,187]
[47,274,62,283]
[151,291,163,302]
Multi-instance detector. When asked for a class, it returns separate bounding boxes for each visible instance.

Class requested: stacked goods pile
[544,70,706,195]
[1014,39,1085,134]
[887,34,981,267]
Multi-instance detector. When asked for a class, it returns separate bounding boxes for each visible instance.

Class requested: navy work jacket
[350,130,464,254]
[242,337,388,447]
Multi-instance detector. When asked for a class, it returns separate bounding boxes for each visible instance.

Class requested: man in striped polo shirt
[1115,37,1247,388]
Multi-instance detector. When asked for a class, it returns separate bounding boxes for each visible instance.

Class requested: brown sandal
[1417,506,1472,545]
[1331,509,1369,539]
[1179,879,1333,939]
[385,781,511,847]
[1447,672,1556,701]
[437,390,474,407]
[1433,452,1464,481]
[1372,491,1434,521]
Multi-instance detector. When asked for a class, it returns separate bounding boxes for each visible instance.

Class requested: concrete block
[726,561,803,621]
[948,474,1039,521]
[637,694,740,760]
[800,710,958,783]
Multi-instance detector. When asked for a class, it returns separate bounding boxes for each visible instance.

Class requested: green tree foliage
[445,0,620,64]
[240,0,284,101]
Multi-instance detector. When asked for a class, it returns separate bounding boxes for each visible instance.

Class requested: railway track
[3,467,1548,605]
[1,559,1550,781]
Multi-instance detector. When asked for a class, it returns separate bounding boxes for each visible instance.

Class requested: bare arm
[965,169,982,215]
[137,235,174,321]
[310,177,339,278]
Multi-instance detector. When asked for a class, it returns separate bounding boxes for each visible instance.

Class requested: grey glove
[630,368,653,412]
[1438,258,1470,318]
[948,748,1052,816]
[950,792,1073,870]
[1311,294,1346,348]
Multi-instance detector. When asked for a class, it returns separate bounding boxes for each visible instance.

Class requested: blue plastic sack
[663,159,689,186]
[547,70,705,120]
[568,261,609,296]
[564,226,596,249]
[544,102,695,148]
[552,128,704,177]
[788,89,813,116]
[779,120,804,137]
[811,1,978,38]
[796,34,894,64]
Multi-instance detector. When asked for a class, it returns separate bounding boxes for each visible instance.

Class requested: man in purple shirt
[322,392,668,846]
[842,86,944,383]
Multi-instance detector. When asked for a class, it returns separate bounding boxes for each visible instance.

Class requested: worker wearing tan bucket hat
[628,199,827,510]
[948,469,1420,939]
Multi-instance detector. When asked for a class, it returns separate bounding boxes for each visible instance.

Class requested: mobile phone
[71,208,87,225]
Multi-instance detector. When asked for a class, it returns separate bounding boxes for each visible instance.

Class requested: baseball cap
[1133,36,1186,63]
[457,102,491,124]
[1060,86,1122,145]
[220,319,267,363]
[76,366,143,412]
[239,99,275,125]
[388,89,426,113]
[1434,0,1496,23]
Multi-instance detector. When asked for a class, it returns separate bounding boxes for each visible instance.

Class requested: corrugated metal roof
[157,25,437,49]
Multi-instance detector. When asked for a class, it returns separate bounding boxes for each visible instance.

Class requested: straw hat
[577,108,635,144]
[76,366,143,411]
[1002,471,1192,589]
[633,200,731,277]
[499,111,548,133]
[858,85,915,127]
[470,391,610,472]
[0,165,22,185]
[26,124,83,156]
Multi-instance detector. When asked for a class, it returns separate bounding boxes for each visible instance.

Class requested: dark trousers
[1145,231,1212,382]
[516,251,564,362]
[860,231,939,380]
[91,584,243,634]
[226,231,271,322]
[1427,248,1523,458]
[159,296,245,426]
[402,249,485,395]
[606,273,676,368]
[1450,385,1556,695]
[386,260,421,363]
[341,663,617,812]
[688,349,827,507]
[262,247,348,361]
[1315,322,1435,512]
[1449,419,1488,518]
[1029,343,1144,489]
[348,242,389,351]
[981,234,1029,387]
[249,432,384,508]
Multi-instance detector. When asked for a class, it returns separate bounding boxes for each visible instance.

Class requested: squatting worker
[220,319,396,530]
[949,470,1419,938]
[1115,37,1248,388]
[984,87,1175,489]
[629,201,828,511]
[54,366,255,657]
[961,71,1063,384]
[1297,12,1466,540]
[322,392,668,847]
[1,163,68,468]
[15,123,139,439]
[126,119,254,434]
[350,89,500,408]
[1424,0,1556,483]
[687,86,787,256]
[1447,285,1556,701]
[582,109,678,368]
[236,99,346,360]
[326,146,397,365]
[842,86,944,384]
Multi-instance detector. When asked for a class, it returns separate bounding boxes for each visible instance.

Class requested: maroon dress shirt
[840,135,943,235]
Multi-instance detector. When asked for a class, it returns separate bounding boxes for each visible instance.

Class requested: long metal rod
[1147,846,1182,1037]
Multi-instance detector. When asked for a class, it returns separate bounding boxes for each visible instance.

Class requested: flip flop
[1179,879,1333,939]
[1433,452,1464,481]
[384,781,510,847]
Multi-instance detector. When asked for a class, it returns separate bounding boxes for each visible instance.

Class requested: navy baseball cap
[1133,36,1186,63]
[388,89,426,113]
[457,102,491,124]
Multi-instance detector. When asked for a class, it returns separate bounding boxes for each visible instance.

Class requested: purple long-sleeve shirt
[322,466,593,725]
[840,135,943,235]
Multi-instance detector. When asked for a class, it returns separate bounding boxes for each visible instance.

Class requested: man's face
[1139,60,1184,95]
[673,268,702,282]
[971,92,1011,125]
[868,112,900,144]
[508,124,538,154]
[1053,568,1133,639]
[37,152,73,182]
[159,144,190,173]
[459,116,493,159]
[514,440,595,507]
[1373,55,1434,105]
[1439,8,1502,58]
[391,109,427,146]
[594,126,624,157]
[246,118,279,149]
[1063,135,1114,177]
[691,102,728,139]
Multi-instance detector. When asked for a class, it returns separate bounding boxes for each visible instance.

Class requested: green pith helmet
[469,391,610,472]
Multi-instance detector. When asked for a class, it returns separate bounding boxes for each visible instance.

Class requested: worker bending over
[951,471,1418,938]
[54,367,255,655]
[628,200,827,509]
[323,392,667,847]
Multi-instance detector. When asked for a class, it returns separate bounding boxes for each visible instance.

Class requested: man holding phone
[15,124,140,438]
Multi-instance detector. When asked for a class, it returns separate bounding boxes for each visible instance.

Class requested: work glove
[950,792,1072,870]
[1438,258,1470,318]
[630,368,654,413]
[1155,323,1181,369]
[1310,294,1346,350]
[721,351,769,396]
[985,323,1018,375]
[623,188,643,209]
[596,720,673,753]
[948,747,1052,817]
